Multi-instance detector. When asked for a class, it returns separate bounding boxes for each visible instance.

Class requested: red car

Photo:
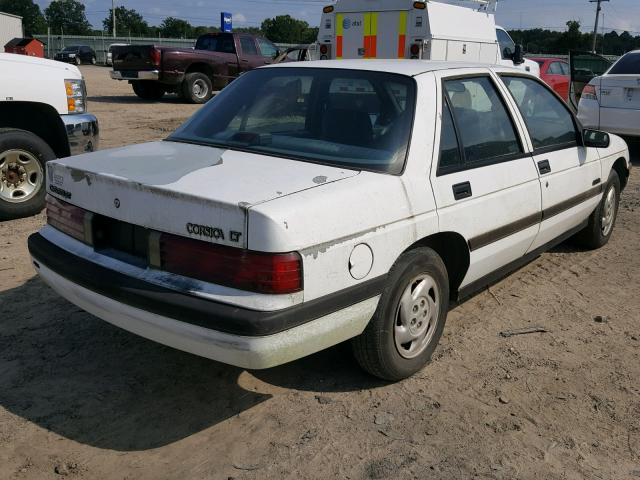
[530,57,570,101]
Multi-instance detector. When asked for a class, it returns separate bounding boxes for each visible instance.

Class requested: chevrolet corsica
[29,60,631,380]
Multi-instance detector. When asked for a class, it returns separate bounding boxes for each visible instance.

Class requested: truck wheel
[0,129,55,221]
[131,81,165,101]
[182,72,213,104]
[574,170,621,249]
[352,248,449,381]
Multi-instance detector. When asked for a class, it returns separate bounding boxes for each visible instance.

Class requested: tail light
[319,43,330,60]
[46,195,92,244]
[150,47,161,67]
[158,233,303,294]
[582,84,599,102]
[410,43,422,59]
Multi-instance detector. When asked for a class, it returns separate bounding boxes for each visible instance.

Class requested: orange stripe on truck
[336,13,343,59]
[398,11,407,58]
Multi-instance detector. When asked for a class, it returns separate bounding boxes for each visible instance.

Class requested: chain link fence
[32,33,303,64]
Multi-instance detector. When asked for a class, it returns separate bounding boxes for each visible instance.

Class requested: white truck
[317,0,539,75]
[29,60,629,380]
[0,53,99,220]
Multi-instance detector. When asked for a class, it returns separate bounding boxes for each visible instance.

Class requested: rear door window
[502,76,577,151]
[195,35,236,54]
[443,76,522,166]
[548,62,566,75]
[438,100,462,172]
[609,52,640,74]
[240,36,259,56]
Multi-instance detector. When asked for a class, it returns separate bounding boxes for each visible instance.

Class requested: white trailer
[317,0,539,75]
[0,11,23,51]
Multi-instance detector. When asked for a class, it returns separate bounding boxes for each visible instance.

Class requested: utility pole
[589,0,609,53]
[112,0,116,38]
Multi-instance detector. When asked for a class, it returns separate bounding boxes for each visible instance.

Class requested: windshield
[609,52,640,75]
[62,47,79,52]
[169,68,417,174]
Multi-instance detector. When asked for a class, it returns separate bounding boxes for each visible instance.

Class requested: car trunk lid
[598,75,640,109]
[46,141,359,249]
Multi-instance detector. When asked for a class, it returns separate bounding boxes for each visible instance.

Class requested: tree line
[0,0,318,43]
[509,21,640,56]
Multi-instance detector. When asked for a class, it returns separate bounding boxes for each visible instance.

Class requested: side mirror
[583,129,610,148]
[512,44,524,65]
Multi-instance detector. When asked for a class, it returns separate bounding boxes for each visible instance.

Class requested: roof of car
[267,59,523,76]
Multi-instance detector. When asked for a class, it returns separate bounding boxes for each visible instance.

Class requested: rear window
[169,68,417,175]
[609,52,640,75]
[195,34,235,54]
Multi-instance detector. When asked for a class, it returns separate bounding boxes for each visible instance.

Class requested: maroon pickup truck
[110,32,283,103]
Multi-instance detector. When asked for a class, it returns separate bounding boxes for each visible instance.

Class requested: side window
[560,62,570,76]
[257,38,279,59]
[438,100,462,171]
[548,62,565,75]
[502,76,577,150]
[443,76,522,165]
[240,37,258,56]
[496,29,515,60]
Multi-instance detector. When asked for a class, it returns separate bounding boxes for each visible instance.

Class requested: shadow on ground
[88,95,185,105]
[0,276,383,452]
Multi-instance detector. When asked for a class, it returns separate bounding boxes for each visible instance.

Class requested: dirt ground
[1,65,640,480]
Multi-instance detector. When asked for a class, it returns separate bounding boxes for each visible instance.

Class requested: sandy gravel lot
[1,66,639,480]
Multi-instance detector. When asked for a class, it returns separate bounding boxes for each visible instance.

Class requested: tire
[574,170,621,249]
[0,129,55,221]
[181,72,213,104]
[352,248,450,381]
[91,56,96,65]
[75,56,81,66]
[131,81,166,101]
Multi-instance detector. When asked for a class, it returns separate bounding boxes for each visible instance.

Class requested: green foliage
[103,7,149,36]
[261,15,316,43]
[160,17,193,38]
[0,0,47,36]
[44,0,91,35]
[509,20,640,56]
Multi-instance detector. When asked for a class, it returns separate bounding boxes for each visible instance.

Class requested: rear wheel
[0,129,54,221]
[574,170,621,249]
[181,72,213,104]
[352,248,449,381]
[131,81,166,101]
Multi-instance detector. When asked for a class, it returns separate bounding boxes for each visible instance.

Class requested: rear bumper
[110,70,160,81]
[28,232,381,368]
[578,101,640,138]
[599,106,640,138]
[60,113,99,156]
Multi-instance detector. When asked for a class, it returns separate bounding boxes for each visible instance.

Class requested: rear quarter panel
[248,72,441,302]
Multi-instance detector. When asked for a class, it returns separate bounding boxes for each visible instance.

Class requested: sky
[33,0,640,35]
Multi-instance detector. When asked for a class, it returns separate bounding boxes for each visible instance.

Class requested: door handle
[452,181,472,201]
[538,160,551,175]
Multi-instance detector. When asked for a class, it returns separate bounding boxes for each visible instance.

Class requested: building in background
[0,12,23,51]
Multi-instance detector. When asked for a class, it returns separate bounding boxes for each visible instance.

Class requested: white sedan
[578,50,640,138]
[29,60,631,380]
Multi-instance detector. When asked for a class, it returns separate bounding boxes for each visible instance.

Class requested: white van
[317,0,539,75]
